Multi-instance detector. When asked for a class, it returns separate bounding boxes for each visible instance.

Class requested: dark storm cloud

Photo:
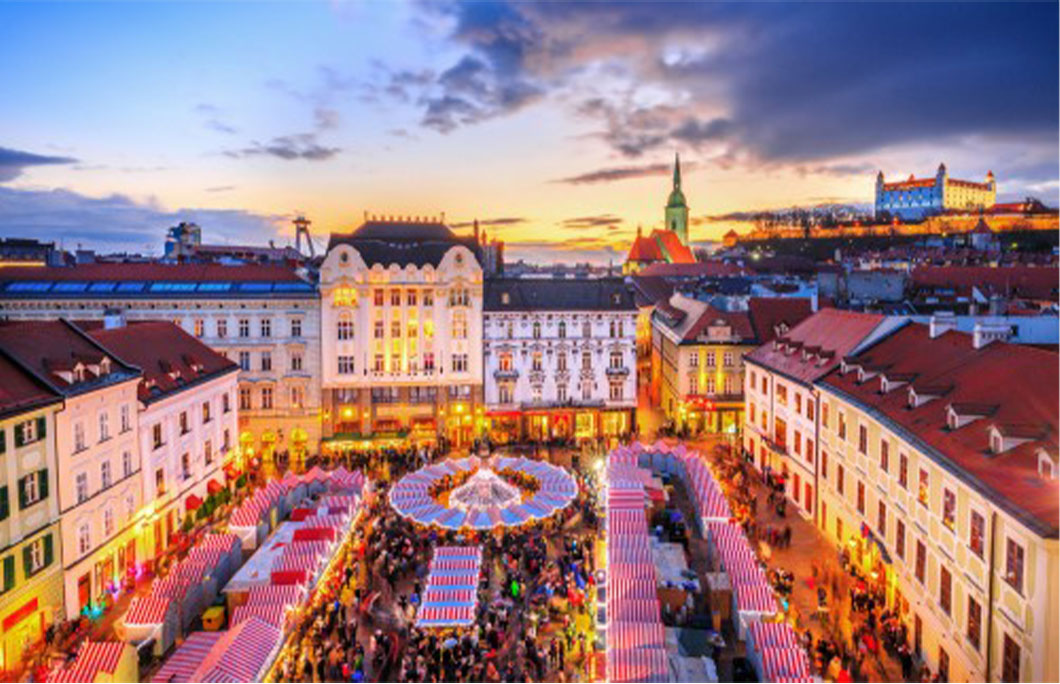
[561,214,623,230]
[0,146,77,182]
[555,161,690,185]
[0,186,282,252]
[224,133,341,161]
[407,1,1057,165]
[450,217,527,229]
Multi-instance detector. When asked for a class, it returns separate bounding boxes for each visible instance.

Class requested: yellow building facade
[0,393,64,672]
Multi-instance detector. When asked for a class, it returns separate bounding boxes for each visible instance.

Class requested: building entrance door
[77,573,91,614]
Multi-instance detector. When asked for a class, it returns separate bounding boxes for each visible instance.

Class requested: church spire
[673,152,682,191]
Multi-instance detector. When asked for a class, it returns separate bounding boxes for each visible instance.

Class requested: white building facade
[483,278,637,443]
[318,219,485,449]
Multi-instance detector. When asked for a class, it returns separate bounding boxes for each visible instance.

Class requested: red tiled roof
[652,230,696,264]
[627,235,663,262]
[820,324,1058,535]
[746,298,814,345]
[0,263,304,282]
[682,304,754,342]
[85,322,238,403]
[912,266,1058,302]
[744,309,887,384]
[0,320,139,393]
[0,354,60,418]
[883,177,937,191]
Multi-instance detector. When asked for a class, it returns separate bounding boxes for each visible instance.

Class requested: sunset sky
[1,1,1057,264]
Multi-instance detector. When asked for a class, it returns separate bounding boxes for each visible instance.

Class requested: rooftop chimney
[929,312,958,339]
[973,321,1010,349]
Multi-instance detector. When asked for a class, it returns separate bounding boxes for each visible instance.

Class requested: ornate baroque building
[318,218,485,449]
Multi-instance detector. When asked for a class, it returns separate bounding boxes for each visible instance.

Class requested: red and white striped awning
[607,510,648,536]
[421,588,476,605]
[736,583,778,614]
[186,547,225,569]
[229,501,265,527]
[301,514,347,529]
[433,545,482,559]
[607,562,656,579]
[172,559,209,583]
[151,576,191,601]
[606,646,669,683]
[749,621,800,650]
[192,617,281,683]
[426,573,479,587]
[608,598,661,623]
[123,596,172,626]
[416,603,476,627]
[49,641,130,683]
[608,543,652,566]
[607,575,657,601]
[288,540,329,557]
[273,552,319,573]
[247,584,304,607]
[151,632,223,682]
[231,603,288,629]
[607,620,665,650]
[301,466,328,483]
[429,557,480,571]
[761,646,812,682]
[198,533,240,552]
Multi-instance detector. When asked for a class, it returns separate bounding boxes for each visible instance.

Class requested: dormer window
[1038,450,1056,480]
[946,409,959,431]
[990,429,1003,454]
[99,358,111,375]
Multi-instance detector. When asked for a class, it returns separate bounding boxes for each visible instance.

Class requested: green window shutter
[2,556,13,592]
[13,424,23,448]
[16,477,27,510]
[43,534,54,568]
[36,416,46,441]
[38,469,48,501]
[21,546,32,577]
[0,486,8,521]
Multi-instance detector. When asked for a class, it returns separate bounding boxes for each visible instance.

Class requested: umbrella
[469,510,493,530]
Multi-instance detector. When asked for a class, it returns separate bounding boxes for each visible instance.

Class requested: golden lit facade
[319,220,485,449]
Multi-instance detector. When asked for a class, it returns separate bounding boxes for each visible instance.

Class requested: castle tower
[665,152,690,246]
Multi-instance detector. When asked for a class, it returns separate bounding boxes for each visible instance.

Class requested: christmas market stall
[115,595,179,657]
[46,641,138,683]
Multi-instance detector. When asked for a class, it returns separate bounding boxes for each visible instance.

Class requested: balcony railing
[606,366,631,376]
[494,369,520,379]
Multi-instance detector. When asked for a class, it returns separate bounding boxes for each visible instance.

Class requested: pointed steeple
[673,152,682,191]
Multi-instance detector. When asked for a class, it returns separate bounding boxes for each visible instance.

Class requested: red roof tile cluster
[0,263,304,282]
[0,320,139,393]
[912,265,1059,302]
[744,309,887,384]
[820,324,1058,536]
[0,354,60,418]
[85,321,238,404]
[626,230,695,265]
[746,298,814,344]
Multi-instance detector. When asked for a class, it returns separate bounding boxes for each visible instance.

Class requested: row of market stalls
[150,466,367,682]
[48,467,368,684]
[414,546,484,628]
[609,440,812,683]
[603,453,671,684]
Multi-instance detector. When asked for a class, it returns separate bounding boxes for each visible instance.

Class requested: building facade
[0,320,143,620]
[318,219,485,449]
[0,357,63,671]
[743,310,1059,683]
[85,321,239,567]
[817,325,1058,683]
[742,309,900,518]
[876,164,996,220]
[0,263,321,465]
[653,295,812,435]
[482,278,637,443]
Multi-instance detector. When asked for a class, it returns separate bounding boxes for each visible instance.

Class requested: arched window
[558,321,566,339]
[532,321,541,339]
